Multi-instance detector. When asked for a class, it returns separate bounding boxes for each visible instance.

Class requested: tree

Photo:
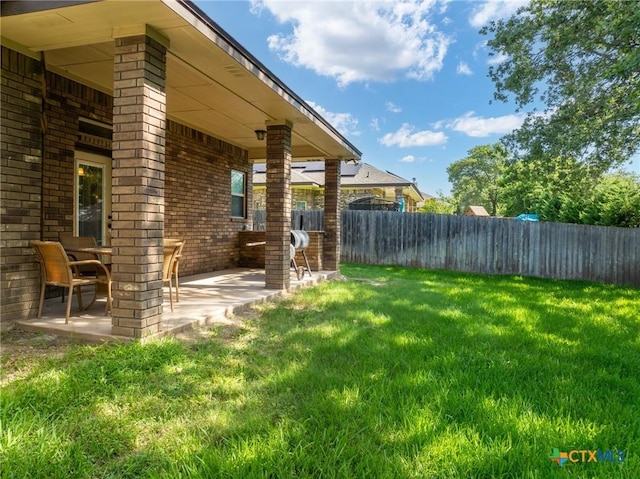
[581,173,640,227]
[482,0,640,173]
[419,191,455,215]
[446,143,507,215]
[499,156,594,217]
[500,158,640,226]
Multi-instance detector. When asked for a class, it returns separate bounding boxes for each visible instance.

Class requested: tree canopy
[445,143,640,227]
[482,0,640,173]
[419,192,455,215]
[446,143,507,215]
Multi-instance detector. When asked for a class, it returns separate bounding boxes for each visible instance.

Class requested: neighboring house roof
[253,161,424,201]
[0,0,361,162]
[288,169,321,188]
[464,205,490,216]
[342,163,408,188]
[420,191,435,201]
[253,164,320,188]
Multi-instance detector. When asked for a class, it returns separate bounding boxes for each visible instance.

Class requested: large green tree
[447,143,507,215]
[482,0,640,173]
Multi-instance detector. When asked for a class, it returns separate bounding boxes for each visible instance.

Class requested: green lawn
[2,264,639,478]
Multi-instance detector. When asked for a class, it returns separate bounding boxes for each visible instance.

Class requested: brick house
[253,161,424,212]
[0,1,361,337]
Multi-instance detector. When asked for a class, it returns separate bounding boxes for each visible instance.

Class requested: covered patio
[13,268,338,343]
[1,0,361,338]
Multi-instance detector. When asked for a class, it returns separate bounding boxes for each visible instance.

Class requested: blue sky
[194,0,636,197]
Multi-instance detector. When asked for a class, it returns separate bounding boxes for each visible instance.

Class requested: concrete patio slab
[13,268,338,343]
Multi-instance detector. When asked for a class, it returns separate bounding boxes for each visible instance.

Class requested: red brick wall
[0,48,43,324]
[165,121,252,275]
[238,231,267,268]
[42,72,112,240]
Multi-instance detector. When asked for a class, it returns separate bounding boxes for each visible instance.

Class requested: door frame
[74,151,112,246]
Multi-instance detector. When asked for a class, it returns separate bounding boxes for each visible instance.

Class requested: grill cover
[290,230,310,250]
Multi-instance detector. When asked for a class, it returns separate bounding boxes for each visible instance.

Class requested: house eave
[0,0,361,162]
[173,0,361,161]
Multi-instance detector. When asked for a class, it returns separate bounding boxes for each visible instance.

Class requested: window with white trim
[231,170,246,218]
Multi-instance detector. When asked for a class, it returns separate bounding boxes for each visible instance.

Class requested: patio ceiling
[0,0,361,162]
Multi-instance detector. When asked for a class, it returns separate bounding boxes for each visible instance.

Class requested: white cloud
[399,155,416,163]
[370,117,382,131]
[487,52,508,65]
[473,39,507,65]
[254,0,451,87]
[448,111,525,137]
[306,101,360,137]
[456,61,473,75]
[379,123,448,147]
[472,40,487,60]
[386,101,402,113]
[469,0,528,28]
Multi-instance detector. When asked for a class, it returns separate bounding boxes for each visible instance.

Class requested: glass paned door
[75,152,111,245]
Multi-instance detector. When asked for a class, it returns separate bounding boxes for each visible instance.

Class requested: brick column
[323,158,341,271]
[265,122,292,289]
[111,33,167,338]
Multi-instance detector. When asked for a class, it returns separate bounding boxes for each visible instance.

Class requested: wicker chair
[31,241,112,323]
[59,234,102,275]
[162,240,184,312]
[164,238,186,302]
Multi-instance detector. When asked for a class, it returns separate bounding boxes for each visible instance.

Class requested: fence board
[253,210,324,232]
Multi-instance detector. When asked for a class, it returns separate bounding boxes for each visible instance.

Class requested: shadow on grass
[1,264,638,478]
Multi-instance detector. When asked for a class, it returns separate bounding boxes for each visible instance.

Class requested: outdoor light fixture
[255,129,267,141]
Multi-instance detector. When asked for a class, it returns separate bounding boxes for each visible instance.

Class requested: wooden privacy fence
[253,210,640,287]
[253,210,324,231]
[342,211,640,287]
